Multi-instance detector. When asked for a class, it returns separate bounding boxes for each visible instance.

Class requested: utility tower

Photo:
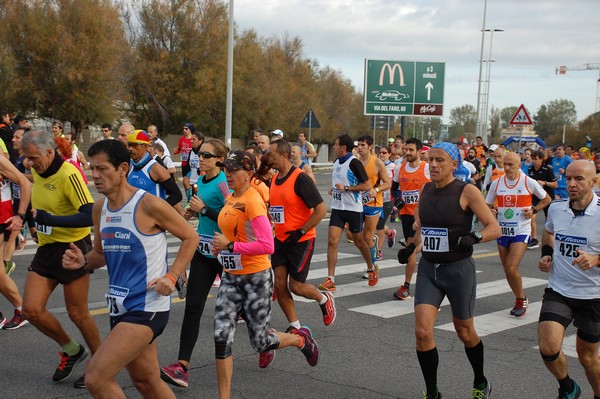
[556,63,600,113]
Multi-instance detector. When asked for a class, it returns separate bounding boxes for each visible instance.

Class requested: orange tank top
[399,161,430,216]
[363,156,383,207]
[269,168,316,242]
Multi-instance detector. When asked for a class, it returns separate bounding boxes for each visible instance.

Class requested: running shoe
[73,374,86,389]
[259,328,276,368]
[212,274,221,288]
[368,264,379,287]
[5,261,15,276]
[285,326,299,334]
[527,239,540,250]
[175,272,187,299]
[3,309,29,330]
[557,380,581,399]
[295,325,319,366]
[318,277,336,292]
[399,237,407,247]
[387,229,396,248]
[320,291,336,326]
[375,250,383,261]
[472,379,492,399]
[370,235,379,263]
[423,391,444,399]
[16,232,26,252]
[393,285,411,300]
[0,312,6,329]
[53,344,89,382]
[160,362,189,388]
[510,297,528,317]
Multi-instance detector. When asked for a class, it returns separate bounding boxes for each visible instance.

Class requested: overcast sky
[234,0,600,124]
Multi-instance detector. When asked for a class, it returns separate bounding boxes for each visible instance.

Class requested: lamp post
[474,0,488,144]
[481,28,503,142]
[224,0,234,148]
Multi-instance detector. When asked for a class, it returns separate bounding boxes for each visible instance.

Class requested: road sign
[300,109,321,129]
[509,104,533,125]
[364,59,445,116]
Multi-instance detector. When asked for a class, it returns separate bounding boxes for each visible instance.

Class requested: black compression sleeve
[35,203,93,228]
[161,177,183,206]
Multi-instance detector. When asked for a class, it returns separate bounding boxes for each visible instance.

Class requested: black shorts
[400,214,416,239]
[377,201,394,230]
[539,288,600,343]
[181,164,191,180]
[0,223,12,242]
[28,235,93,284]
[271,237,315,283]
[330,209,363,233]
[110,310,170,344]
[415,256,476,320]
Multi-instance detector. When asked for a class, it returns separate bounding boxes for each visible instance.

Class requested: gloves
[397,243,416,264]
[394,197,405,210]
[456,235,476,253]
[284,229,305,244]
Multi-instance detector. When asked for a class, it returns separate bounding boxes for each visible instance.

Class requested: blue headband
[432,142,460,161]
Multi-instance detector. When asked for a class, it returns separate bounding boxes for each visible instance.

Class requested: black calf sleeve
[215,340,232,360]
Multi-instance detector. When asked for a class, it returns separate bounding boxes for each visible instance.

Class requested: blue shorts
[497,234,530,248]
[363,206,383,217]
[110,310,170,344]
[554,188,568,199]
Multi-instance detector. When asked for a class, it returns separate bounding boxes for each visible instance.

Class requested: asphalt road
[0,170,590,399]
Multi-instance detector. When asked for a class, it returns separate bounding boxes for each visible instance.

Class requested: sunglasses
[183,127,190,130]
[199,152,219,159]
[379,151,388,155]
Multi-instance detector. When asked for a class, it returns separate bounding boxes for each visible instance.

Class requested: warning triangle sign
[509,104,533,125]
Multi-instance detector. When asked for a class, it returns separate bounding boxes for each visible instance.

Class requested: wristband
[541,245,553,258]
[167,269,179,279]
[79,255,88,271]
[532,208,539,214]
[164,273,177,285]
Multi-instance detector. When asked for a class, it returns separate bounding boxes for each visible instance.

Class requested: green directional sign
[364,59,445,117]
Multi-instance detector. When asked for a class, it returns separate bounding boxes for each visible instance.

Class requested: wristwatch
[227,242,235,252]
[17,213,26,222]
[471,231,483,243]
[200,206,208,216]
[344,185,349,192]
[300,228,306,235]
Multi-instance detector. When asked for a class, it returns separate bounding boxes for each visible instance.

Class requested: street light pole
[475,0,487,144]
[224,0,234,149]
[482,28,503,142]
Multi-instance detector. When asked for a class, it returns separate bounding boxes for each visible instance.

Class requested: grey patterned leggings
[214,269,279,359]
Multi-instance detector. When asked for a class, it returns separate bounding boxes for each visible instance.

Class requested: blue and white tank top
[128,156,166,199]
[331,155,363,212]
[100,190,169,315]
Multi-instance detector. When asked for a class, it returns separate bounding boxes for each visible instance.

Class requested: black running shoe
[52,345,89,382]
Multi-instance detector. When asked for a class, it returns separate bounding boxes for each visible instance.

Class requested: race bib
[361,191,371,205]
[197,234,214,256]
[402,189,419,205]
[421,227,450,252]
[36,222,52,235]
[499,221,518,237]
[106,285,129,316]
[217,251,243,271]
[556,234,588,259]
[332,188,342,202]
[269,206,285,224]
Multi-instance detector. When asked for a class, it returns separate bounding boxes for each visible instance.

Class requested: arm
[302,164,316,183]
[151,164,183,206]
[461,184,501,242]
[34,203,93,227]
[63,200,106,271]
[78,151,89,170]
[301,202,326,232]
[305,142,317,159]
[212,215,274,255]
[373,158,391,193]
[538,229,554,273]
[0,156,31,231]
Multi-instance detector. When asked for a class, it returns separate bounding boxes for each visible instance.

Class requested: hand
[328,187,333,196]
[572,249,599,271]
[334,183,345,191]
[147,275,175,296]
[33,209,51,225]
[62,242,84,270]
[211,231,230,256]
[188,195,206,213]
[538,255,553,272]
[522,207,533,220]
[393,197,404,210]
[559,168,565,174]
[397,243,416,264]
[284,229,305,244]
[456,235,476,253]
[4,214,23,232]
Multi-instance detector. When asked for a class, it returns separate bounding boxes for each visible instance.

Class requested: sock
[178,362,188,373]
[558,375,574,393]
[404,282,410,289]
[62,340,81,356]
[327,276,335,283]
[290,320,301,329]
[417,347,439,397]
[296,335,305,349]
[319,295,328,305]
[465,340,486,387]
[4,260,9,268]
[16,306,22,311]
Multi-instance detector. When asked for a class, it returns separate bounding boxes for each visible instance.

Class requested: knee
[84,366,104,394]
[130,377,155,395]
[576,347,599,369]
[288,279,303,296]
[67,308,92,326]
[215,340,232,360]
[415,325,434,346]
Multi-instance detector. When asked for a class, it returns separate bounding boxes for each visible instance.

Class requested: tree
[448,104,476,140]
[0,0,127,134]
[500,106,518,128]
[533,99,577,139]
[489,106,501,140]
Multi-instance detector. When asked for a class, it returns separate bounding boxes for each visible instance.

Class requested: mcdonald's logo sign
[379,63,405,86]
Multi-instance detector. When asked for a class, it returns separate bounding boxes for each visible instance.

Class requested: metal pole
[224,0,234,149]
[475,0,488,144]
[308,110,312,143]
[482,29,502,141]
